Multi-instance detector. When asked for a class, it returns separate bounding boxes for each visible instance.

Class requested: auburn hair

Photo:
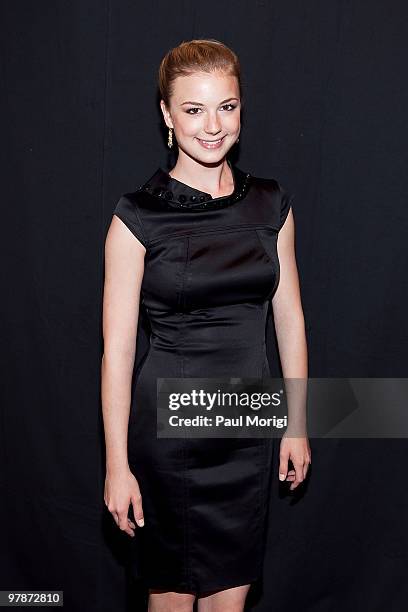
[158,39,242,106]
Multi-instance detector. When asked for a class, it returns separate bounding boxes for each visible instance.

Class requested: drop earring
[168,127,173,149]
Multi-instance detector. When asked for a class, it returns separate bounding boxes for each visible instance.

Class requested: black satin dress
[112,159,293,594]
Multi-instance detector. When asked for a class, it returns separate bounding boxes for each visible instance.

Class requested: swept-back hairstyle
[158,39,242,106]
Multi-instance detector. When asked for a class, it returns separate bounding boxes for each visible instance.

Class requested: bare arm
[101,215,146,533]
[102,215,146,473]
[272,209,311,489]
[272,208,307,379]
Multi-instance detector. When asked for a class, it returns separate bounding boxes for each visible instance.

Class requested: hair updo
[158,39,242,107]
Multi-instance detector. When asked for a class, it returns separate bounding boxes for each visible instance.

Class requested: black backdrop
[1,1,407,610]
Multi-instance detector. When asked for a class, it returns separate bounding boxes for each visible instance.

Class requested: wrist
[106,458,130,475]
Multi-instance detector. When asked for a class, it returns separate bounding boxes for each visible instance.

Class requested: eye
[185,104,237,114]
[220,103,237,111]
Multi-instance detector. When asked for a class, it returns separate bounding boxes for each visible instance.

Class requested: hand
[104,466,144,537]
[278,435,311,491]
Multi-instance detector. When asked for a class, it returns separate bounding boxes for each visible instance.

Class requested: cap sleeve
[278,183,294,230]
[113,195,148,248]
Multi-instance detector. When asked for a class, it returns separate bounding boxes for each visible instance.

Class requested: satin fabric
[113,161,293,594]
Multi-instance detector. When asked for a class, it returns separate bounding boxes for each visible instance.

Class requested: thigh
[197,584,251,612]
[148,589,196,612]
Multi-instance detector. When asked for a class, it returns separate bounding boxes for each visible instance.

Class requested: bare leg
[197,584,251,612]
[148,589,196,612]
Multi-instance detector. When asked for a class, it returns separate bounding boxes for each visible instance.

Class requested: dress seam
[148,223,280,246]
[133,204,149,248]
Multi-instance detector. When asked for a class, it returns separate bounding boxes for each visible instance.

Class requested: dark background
[1,1,407,610]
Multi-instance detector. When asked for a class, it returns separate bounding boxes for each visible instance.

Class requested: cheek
[175,116,201,137]
[223,113,240,132]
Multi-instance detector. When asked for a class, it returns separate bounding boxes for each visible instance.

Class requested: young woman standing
[102,39,310,612]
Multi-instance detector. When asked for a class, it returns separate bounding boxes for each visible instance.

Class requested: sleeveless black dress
[112,160,293,595]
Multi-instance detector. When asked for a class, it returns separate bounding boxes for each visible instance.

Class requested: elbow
[101,346,135,372]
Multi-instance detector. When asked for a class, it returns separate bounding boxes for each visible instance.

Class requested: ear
[160,100,174,129]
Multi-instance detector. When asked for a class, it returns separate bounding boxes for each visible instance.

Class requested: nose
[204,111,222,135]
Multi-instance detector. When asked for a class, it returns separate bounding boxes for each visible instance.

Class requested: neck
[169,154,233,199]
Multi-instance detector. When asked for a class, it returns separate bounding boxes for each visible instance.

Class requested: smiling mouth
[196,135,226,147]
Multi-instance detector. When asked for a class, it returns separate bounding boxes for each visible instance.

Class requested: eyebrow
[180,97,239,106]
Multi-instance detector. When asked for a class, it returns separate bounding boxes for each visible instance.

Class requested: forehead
[170,71,239,102]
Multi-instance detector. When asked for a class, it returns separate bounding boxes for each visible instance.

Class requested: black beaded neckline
[138,160,251,211]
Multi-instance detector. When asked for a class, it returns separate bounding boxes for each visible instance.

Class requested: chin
[195,151,231,165]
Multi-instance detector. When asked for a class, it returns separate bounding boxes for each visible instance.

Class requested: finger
[290,477,301,490]
[279,452,289,482]
[128,519,136,529]
[290,462,305,490]
[118,512,135,537]
[131,494,145,527]
[303,460,310,480]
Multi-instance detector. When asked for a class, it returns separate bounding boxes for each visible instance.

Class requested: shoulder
[249,172,291,198]
[250,173,280,191]
[249,172,295,230]
[112,190,148,248]
[113,190,145,220]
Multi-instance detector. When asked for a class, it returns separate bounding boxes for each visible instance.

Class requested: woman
[102,39,311,612]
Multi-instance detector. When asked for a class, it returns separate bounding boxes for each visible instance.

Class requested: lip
[196,135,226,149]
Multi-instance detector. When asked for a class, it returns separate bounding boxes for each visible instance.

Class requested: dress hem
[133,573,263,597]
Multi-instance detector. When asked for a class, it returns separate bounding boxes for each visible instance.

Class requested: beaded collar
[138,160,251,211]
